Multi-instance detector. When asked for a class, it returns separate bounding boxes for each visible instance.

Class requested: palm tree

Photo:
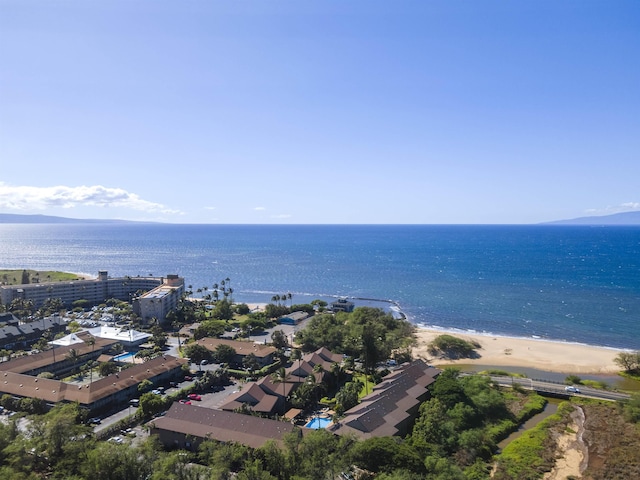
[66,348,80,377]
[271,367,291,401]
[85,335,96,352]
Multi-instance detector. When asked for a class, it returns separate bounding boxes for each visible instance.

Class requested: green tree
[213,344,236,365]
[139,392,167,416]
[271,367,291,401]
[351,436,424,475]
[335,380,363,414]
[211,299,233,321]
[242,353,260,373]
[271,330,288,349]
[66,348,80,377]
[427,335,480,360]
[614,351,640,373]
[183,344,212,370]
[98,362,119,377]
[138,378,153,393]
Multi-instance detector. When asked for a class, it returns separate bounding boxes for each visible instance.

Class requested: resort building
[1,332,118,377]
[0,271,181,312]
[134,274,185,325]
[51,326,152,349]
[330,360,440,439]
[0,352,187,414]
[218,347,344,415]
[150,403,304,450]
[286,346,344,384]
[330,298,355,313]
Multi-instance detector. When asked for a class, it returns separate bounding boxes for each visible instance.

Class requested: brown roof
[0,354,187,406]
[151,403,302,449]
[194,337,276,359]
[331,360,440,439]
[1,335,117,374]
[218,383,280,414]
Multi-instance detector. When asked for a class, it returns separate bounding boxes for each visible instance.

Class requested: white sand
[413,328,623,374]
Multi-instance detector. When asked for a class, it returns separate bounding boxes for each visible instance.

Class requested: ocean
[1,223,639,350]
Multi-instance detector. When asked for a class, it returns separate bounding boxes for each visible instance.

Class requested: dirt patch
[581,403,640,480]
[543,405,586,480]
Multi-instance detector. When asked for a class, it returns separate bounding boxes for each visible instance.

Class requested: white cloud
[585,202,640,215]
[0,183,181,214]
[204,206,216,210]
[254,206,266,211]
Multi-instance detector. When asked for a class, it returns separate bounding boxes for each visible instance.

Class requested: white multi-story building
[134,274,185,325]
[0,271,183,324]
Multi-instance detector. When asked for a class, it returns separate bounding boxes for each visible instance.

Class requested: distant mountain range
[542,211,640,226]
[1,212,640,225]
[0,213,141,224]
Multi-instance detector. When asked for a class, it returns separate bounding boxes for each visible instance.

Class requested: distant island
[542,211,640,226]
[0,213,146,224]
[2,211,640,225]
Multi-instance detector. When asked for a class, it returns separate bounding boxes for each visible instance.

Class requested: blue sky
[1,1,639,224]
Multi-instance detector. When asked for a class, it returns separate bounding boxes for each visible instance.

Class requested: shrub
[428,335,480,359]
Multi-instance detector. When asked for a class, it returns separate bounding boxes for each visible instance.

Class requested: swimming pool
[305,417,331,429]
[113,352,135,362]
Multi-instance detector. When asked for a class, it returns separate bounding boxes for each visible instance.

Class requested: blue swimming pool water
[305,417,331,429]
[113,352,135,362]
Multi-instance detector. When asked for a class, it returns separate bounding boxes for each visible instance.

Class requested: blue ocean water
[1,224,639,349]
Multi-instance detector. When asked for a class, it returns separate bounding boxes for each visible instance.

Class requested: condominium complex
[0,271,185,324]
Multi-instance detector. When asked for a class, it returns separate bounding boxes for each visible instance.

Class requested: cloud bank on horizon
[0,183,181,216]
[1,181,638,224]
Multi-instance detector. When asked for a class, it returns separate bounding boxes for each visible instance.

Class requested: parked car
[565,386,581,394]
[179,399,192,405]
[151,389,163,395]
[88,417,101,425]
[184,375,193,381]
[187,394,202,401]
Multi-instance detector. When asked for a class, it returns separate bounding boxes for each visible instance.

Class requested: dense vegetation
[0,368,561,479]
[294,307,415,371]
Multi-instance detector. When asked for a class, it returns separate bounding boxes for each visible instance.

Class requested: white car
[565,386,581,394]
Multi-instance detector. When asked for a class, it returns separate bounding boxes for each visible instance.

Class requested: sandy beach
[412,328,623,374]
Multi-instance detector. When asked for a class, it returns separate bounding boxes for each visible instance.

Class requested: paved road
[489,375,631,402]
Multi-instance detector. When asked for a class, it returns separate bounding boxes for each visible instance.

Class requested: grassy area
[353,372,374,397]
[0,269,88,285]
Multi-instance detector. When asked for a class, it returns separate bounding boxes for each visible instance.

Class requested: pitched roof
[331,360,440,439]
[0,354,187,406]
[195,337,276,359]
[218,383,280,414]
[0,336,117,374]
[151,403,301,449]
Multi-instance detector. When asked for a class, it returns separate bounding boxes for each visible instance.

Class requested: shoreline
[412,326,624,375]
